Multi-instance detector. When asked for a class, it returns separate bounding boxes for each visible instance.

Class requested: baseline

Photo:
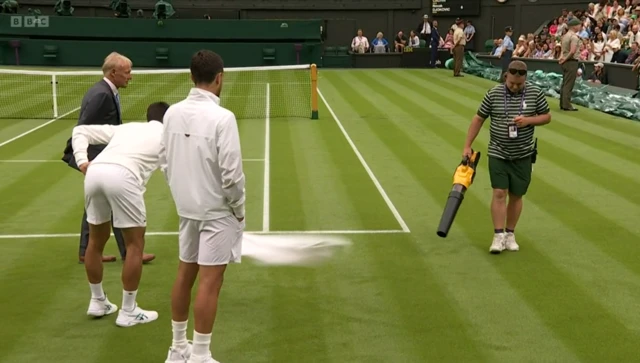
[0,229,409,240]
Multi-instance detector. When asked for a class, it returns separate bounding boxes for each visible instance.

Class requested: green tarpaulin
[463,53,640,121]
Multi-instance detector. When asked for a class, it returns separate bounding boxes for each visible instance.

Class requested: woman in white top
[591,32,606,61]
[604,30,620,62]
[514,35,527,57]
[351,29,369,53]
[408,30,420,48]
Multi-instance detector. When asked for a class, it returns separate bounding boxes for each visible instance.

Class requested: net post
[310,63,319,120]
[51,74,59,118]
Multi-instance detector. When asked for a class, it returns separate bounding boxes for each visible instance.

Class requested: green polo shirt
[476,83,550,160]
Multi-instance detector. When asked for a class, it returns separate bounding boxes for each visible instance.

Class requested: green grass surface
[1,68,640,363]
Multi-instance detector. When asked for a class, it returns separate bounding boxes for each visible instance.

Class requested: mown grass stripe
[347,70,640,361]
[325,72,497,361]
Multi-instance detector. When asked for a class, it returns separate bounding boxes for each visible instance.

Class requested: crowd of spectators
[491,1,640,67]
[349,16,476,54]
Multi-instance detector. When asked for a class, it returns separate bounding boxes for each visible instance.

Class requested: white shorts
[84,163,146,228]
[178,215,244,266]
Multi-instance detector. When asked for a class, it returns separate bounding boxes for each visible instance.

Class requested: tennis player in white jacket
[159,50,245,363]
[72,102,169,328]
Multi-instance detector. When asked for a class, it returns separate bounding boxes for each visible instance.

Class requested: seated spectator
[523,41,536,57]
[532,42,545,58]
[408,30,420,48]
[591,32,606,61]
[443,28,454,49]
[605,29,621,62]
[491,39,503,55]
[514,35,527,57]
[541,42,553,58]
[351,29,369,53]
[371,32,389,53]
[625,41,640,62]
[580,38,591,60]
[552,41,562,59]
[550,18,559,36]
[394,31,407,52]
[587,62,609,84]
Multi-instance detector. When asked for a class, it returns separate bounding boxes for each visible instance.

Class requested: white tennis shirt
[159,87,246,221]
[72,120,164,187]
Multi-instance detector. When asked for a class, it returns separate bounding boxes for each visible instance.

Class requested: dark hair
[147,101,170,123]
[190,50,224,85]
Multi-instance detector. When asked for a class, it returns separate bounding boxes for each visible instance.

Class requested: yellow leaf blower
[436,150,481,238]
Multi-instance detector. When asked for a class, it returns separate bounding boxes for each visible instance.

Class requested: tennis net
[0,64,318,120]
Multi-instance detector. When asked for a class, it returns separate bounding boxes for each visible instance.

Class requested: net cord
[0,64,312,76]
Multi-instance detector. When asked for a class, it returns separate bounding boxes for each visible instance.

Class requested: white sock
[192,331,212,358]
[89,283,105,300]
[122,289,137,311]
[171,320,188,350]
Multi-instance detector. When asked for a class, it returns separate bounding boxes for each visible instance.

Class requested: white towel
[241,233,351,267]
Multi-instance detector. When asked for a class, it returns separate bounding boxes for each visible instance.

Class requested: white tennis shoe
[165,342,193,363]
[86,295,118,317]
[115,303,158,327]
[489,233,505,254]
[504,232,520,251]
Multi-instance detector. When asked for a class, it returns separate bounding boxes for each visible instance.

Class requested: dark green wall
[0,15,322,40]
[0,39,321,67]
[0,15,322,67]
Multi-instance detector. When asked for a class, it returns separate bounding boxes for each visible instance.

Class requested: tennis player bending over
[72,102,170,327]
[160,50,245,363]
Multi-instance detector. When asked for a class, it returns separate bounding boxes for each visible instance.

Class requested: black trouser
[500,50,513,82]
[430,43,438,67]
[78,210,126,258]
[560,59,579,109]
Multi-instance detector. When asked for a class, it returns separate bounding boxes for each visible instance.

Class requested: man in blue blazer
[430,20,441,68]
[62,52,155,264]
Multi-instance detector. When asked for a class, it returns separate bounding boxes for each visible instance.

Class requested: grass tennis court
[1,67,640,363]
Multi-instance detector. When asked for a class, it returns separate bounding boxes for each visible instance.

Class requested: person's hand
[513,115,529,128]
[79,162,90,175]
[462,146,473,160]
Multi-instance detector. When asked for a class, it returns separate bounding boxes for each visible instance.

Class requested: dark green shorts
[488,156,532,196]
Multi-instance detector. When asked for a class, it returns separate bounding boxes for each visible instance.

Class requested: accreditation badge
[507,122,518,139]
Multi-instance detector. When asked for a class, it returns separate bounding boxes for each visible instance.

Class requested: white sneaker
[188,353,220,363]
[504,232,520,251]
[87,295,118,317]
[165,342,193,363]
[489,233,505,254]
[115,303,158,327]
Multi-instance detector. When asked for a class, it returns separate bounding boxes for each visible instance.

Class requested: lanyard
[504,85,526,119]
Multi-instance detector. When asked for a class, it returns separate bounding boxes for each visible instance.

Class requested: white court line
[0,107,81,148]
[0,158,265,163]
[317,88,411,233]
[0,230,409,240]
[263,83,271,232]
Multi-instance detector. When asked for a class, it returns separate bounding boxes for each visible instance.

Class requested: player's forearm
[464,115,484,148]
[526,113,551,126]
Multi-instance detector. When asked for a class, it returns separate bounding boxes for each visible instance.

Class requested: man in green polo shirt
[462,60,551,254]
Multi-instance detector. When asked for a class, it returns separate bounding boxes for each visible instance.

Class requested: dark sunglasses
[508,68,527,76]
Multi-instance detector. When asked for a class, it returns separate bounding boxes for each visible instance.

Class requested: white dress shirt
[159,87,246,221]
[72,121,163,187]
[103,77,118,97]
[351,36,369,53]
[420,21,431,35]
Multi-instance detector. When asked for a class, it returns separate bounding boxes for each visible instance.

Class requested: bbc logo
[10,15,49,28]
